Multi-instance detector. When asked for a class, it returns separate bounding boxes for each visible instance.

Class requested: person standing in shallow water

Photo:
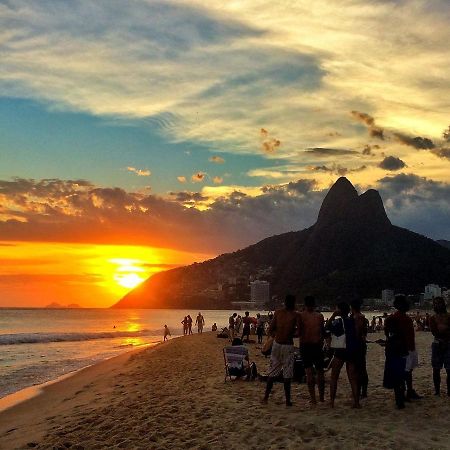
[430,297,450,396]
[181,316,188,335]
[187,315,193,335]
[163,325,171,341]
[262,294,298,407]
[298,296,325,405]
[195,312,205,333]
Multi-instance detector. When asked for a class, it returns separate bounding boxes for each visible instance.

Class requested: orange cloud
[209,156,225,164]
[126,167,151,176]
[191,172,206,182]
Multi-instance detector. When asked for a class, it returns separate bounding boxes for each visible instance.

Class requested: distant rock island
[45,302,82,309]
[113,177,450,309]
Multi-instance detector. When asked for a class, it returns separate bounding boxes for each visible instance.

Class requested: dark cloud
[431,147,450,160]
[169,191,209,203]
[442,125,450,142]
[393,133,435,149]
[378,156,406,171]
[1,174,449,255]
[309,164,367,176]
[351,111,384,140]
[377,174,450,240]
[362,144,380,156]
[305,148,358,156]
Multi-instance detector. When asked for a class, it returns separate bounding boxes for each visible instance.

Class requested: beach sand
[1,331,450,450]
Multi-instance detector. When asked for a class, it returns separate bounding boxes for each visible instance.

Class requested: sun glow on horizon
[0,241,213,307]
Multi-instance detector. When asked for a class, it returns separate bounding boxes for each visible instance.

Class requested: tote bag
[330,318,346,349]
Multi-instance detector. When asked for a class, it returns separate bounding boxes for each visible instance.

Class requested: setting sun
[114,273,145,289]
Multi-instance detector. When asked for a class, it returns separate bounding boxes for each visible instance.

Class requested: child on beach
[163,325,171,341]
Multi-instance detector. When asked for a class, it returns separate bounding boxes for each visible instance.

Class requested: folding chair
[223,346,250,382]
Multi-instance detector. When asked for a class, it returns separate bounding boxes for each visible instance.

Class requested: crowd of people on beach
[225,294,449,410]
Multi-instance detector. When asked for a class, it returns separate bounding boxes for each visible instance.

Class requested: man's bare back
[269,309,298,345]
[299,310,324,344]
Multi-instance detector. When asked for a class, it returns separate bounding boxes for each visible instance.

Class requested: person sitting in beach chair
[223,338,257,381]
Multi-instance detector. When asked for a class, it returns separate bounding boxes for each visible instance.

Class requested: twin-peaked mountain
[113,177,450,308]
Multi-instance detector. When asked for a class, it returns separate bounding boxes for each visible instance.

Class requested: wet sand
[1,331,449,449]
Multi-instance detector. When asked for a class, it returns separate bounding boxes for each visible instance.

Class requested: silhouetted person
[229,313,237,340]
[351,299,369,398]
[181,316,188,335]
[242,311,251,342]
[256,313,264,344]
[298,295,325,404]
[195,312,205,333]
[262,295,298,407]
[430,297,450,396]
[327,301,361,409]
[163,325,171,341]
[383,295,417,409]
[187,315,193,334]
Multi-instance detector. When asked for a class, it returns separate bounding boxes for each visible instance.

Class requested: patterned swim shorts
[267,341,294,379]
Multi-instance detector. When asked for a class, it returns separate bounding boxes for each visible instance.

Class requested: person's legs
[394,382,405,409]
[330,357,344,408]
[284,379,292,406]
[346,362,361,408]
[446,369,450,396]
[405,371,422,399]
[305,367,316,404]
[263,377,274,403]
[433,368,441,395]
[317,369,325,402]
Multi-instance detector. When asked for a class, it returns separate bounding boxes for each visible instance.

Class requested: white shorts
[267,341,295,379]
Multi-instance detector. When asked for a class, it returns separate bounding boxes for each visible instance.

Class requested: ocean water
[0,308,242,398]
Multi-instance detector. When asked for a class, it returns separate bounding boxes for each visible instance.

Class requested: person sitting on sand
[326,301,361,409]
[163,325,171,341]
[187,315,193,335]
[298,295,325,405]
[351,299,369,399]
[212,323,218,332]
[262,294,298,407]
[195,312,205,334]
[181,316,188,335]
[241,311,252,342]
[430,297,450,396]
[226,338,257,380]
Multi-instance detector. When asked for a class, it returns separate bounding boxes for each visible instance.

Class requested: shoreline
[1,331,450,449]
[0,341,158,413]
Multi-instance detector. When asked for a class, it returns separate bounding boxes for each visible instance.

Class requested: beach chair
[223,346,251,382]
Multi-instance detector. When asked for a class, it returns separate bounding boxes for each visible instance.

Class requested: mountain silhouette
[113,177,450,308]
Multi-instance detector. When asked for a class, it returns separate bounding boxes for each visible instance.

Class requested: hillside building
[424,284,442,300]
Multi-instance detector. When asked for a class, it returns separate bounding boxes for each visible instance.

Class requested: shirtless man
[430,297,450,396]
[195,312,205,333]
[298,296,325,404]
[262,294,298,407]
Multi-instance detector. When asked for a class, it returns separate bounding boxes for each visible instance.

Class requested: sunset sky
[1,0,449,307]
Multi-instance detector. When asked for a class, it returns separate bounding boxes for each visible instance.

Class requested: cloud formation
[378,156,406,171]
[351,111,384,140]
[191,172,206,183]
[0,175,449,255]
[126,167,151,176]
[209,156,225,164]
[394,133,435,150]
